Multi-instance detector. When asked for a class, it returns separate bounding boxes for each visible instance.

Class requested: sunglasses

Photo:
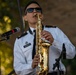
[26,8,42,13]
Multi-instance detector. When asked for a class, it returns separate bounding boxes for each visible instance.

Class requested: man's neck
[29,23,36,28]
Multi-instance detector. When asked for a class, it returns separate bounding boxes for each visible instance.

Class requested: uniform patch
[23,42,31,48]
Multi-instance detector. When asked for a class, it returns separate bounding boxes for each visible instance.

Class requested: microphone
[62,43,66,59]
[1,27,20,37]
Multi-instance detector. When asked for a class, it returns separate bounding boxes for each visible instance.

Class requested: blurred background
[0,0,76,75]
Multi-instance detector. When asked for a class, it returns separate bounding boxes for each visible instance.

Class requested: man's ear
[23,15,27,21]
[41,14,44,21]
[42,14,44,20]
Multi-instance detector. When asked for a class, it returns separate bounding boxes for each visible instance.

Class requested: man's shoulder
[17,32,28,39]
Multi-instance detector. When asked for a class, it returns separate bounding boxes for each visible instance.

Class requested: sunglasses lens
[36,8,42,12]
[26,8,42,13]
[27,8,34,13]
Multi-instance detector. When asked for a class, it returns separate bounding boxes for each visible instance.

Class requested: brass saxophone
[36,14,51,75]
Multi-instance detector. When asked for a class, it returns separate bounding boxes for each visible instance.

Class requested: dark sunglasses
[26,8,42,13]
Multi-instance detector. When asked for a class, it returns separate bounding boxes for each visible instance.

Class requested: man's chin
[32,20,38,23]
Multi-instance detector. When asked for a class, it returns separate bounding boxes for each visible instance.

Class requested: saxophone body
[36,14,51,75]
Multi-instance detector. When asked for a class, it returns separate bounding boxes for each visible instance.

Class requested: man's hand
[32,54,40,69]
[41,30,54,44]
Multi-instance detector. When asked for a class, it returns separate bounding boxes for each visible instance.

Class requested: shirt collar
[29,25,44,34]
[29,27,35,35]
[30,27,35,32]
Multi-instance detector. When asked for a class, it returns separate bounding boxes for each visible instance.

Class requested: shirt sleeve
[52,27,75,59]
[13,38,34,75]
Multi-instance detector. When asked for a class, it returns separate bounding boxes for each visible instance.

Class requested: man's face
[24,3,43,25]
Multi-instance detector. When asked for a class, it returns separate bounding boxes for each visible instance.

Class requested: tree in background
[0,0,30,74]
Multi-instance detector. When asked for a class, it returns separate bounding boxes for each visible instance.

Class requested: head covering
[24,1,42,14]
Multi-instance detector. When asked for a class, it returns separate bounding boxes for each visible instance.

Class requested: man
[13,1,75,75]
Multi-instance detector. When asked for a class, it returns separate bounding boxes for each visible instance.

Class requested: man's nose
[33,9,37,12]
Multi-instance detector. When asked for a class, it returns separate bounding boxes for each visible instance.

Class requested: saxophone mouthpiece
[33,13,37,17]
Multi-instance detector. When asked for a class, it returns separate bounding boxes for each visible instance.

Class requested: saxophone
[36,14,51,75]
